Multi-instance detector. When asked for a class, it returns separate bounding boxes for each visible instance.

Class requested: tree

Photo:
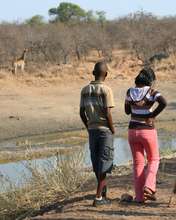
[125,11,164,64]
[96,11,106,26]
[85,10,97,23]
[25,15,45,26]
[49,2,86,23]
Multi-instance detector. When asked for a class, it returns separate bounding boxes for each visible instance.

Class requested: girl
[125,68,167,203]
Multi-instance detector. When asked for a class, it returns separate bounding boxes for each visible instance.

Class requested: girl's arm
[151,95,167,117]
[125,89,131,115]
[125,101,131,115]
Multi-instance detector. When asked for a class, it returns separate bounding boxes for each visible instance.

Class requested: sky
[0,0,176,22]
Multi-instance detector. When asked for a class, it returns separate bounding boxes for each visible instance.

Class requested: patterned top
[125,86,161,129]
[80,81,115,129]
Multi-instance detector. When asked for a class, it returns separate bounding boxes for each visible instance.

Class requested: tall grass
[0,148,90,220]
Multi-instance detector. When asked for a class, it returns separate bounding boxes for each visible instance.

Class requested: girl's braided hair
[135,67,156,86]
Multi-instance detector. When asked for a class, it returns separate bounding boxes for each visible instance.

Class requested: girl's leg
[142,129,160,193]
[128,130,145,202]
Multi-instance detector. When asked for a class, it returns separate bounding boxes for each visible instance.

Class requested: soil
[0,75,175,142]
[28,158,176,220]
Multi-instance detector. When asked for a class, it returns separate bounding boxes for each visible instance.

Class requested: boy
[80,61,115,207]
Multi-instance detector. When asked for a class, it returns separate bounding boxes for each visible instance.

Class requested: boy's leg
[89,129,99,176]
[89,130,107,200]
[90,129,113,206]
[96,173,107,198]
[93,171,111,206]
[96,129,113,198]
[95,172,107,198]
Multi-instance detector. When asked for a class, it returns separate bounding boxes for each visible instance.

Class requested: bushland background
[0,2,176,140]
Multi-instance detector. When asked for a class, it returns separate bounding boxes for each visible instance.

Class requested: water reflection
[0,136,176,192]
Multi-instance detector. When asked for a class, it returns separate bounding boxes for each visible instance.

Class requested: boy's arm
[104,87,115,134]
[105,107,115,134]
[80,89,88,129]
[80,107,88,129]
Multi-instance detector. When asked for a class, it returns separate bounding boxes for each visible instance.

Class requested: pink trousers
[128,129,160,202]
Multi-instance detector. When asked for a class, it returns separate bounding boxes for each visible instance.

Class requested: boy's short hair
[93,61,108,76]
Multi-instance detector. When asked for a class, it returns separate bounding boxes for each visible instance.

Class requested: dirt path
[27,158,176,220]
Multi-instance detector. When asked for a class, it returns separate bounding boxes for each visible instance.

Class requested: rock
[9,115,20,120]
[120,193,133,202]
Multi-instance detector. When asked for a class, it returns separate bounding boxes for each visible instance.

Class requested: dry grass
[0,145,82,164]
[154,54,176,80]
[160,148,176,159]
[0,148,91,220]
[0,49,176,85]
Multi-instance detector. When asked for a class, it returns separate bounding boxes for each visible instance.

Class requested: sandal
[143,187,157,201]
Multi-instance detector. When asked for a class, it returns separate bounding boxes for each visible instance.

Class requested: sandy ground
[0,75,175,141]
[27,158,176,220]
[0,57,175,219]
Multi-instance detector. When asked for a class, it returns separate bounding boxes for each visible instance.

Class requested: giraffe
[12,48,28,74]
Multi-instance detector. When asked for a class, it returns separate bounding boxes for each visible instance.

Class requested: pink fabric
[128,129,160,202]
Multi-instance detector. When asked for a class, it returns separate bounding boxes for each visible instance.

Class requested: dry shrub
[1,12,176,78]
[56,150,88,195]
[0,148,90,220]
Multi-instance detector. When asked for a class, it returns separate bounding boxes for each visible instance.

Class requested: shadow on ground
[30,159,176,220]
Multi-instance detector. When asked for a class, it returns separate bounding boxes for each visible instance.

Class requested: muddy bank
[0,120,175,165]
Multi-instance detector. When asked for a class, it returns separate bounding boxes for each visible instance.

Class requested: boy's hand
[105,107,115,135]
[111,127,115,134]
